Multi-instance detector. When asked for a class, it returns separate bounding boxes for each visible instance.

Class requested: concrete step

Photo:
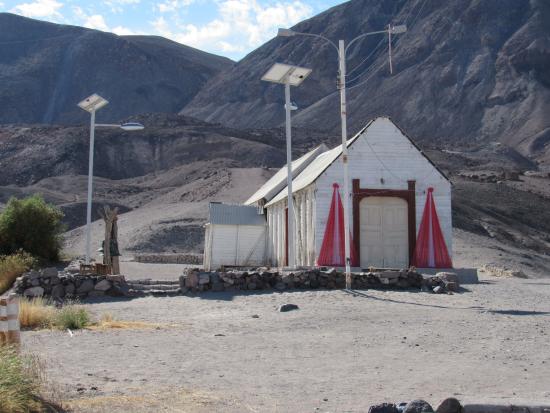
[127,283,180,291]
[129,279,180,286]
[127,288,181,297]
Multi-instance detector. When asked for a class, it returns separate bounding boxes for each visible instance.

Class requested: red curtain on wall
[412,187,452,268]
[317,183,357,266]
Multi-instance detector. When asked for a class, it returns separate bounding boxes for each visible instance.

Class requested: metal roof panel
[208,203,266,226]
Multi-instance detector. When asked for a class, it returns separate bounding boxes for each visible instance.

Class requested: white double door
[359,196,409,269]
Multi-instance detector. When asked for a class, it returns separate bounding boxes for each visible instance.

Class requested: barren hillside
[182,0,550,170]
[0,13,233,124]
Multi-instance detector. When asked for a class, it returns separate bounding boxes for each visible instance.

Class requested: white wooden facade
[249,117,452,269]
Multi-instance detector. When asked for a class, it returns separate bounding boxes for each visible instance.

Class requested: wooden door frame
[352,179,416,266]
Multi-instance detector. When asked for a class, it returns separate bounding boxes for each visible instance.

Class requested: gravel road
[22,274,550,412]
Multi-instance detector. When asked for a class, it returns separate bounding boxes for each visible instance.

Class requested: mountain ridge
[181,0,550,170]
[0,12,234,125]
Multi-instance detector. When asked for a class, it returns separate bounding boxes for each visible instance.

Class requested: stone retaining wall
[13,267,129,299]
[180,268,460,294]
[13,266,460,300]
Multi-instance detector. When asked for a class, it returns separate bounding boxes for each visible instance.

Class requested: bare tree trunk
[111,216,120,275]
[99,206,119,274]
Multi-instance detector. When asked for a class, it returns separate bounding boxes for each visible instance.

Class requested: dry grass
[87,312,165,330]
[64,389,219,413]
[0,252,35,295]
[0,346,42,413]
[19,297,55,329]
[18,300,165,332]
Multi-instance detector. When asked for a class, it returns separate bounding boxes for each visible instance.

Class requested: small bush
[0,251,35,295]
[0,195,64,261]
[19,297,55,329]
[54,305,90,330]
[0,346,42,413]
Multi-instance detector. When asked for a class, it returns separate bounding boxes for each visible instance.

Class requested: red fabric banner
[412,187,452,268]
[317,183,357,266]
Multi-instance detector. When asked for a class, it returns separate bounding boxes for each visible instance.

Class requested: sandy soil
[23,274,550,412]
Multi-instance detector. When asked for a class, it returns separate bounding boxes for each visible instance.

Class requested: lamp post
[278,24,406,288]
[77,94,144,265]
[261,63,312,269]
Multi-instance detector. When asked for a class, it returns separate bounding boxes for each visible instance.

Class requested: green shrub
[0,195,64,261]
[54,305,90,330]
[0,251,36,295]
[0,346,42,413]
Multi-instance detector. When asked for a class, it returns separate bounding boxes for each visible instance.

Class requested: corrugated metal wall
[204,224,267,270]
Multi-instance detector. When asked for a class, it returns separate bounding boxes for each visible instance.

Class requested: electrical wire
[345,0,430,91]
[346,0,420,78]
[346,36,387,77]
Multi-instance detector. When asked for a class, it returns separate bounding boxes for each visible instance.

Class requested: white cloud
[103,0,140,14]
[10,0,63,19]
[151,0,313,58]
[157,0,194,13]
[112,25,138,35]
[72,7,109,31]
[83,14,109,31]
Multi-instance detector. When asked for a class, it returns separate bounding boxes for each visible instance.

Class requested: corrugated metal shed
[265,121,372,207]
[244,144,328,206]
[208,203,266,226]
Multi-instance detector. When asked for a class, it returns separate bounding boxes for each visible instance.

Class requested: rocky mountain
[182,0,550,170]
[0,13,233,125]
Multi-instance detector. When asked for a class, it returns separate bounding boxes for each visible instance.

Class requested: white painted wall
[266,185,316,267]
[314,117,452,264]
[203,224,266,270]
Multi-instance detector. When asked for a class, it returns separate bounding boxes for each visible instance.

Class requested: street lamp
[278,24,407,288]
[77,93,144,265]
[261,63,312,269]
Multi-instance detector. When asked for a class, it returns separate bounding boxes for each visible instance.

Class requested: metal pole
[284,81,295,268]
[339,40,352,288]
[85,109,96,265]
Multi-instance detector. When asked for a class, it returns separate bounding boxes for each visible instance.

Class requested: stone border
[13,268,129,300]
[180,268,461,294]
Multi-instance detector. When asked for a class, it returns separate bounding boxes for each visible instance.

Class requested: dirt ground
[23,273,550,413]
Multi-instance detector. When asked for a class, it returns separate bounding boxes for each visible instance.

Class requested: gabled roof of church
[265,117,449,207]
[244,143,328,205]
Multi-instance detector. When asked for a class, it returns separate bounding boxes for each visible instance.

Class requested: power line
[346,0,431,91]
[346,36,387,77]
[344,0,429,88]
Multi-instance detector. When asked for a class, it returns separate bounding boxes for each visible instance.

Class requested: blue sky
[1,0,347,60]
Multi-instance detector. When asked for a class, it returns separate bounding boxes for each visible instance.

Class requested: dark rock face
[182,0,550,167]
[368,403,399,413]
[435,398,462,413]
[0,13,233,125]
[0,114,286,186]
[403,400,434,413]
[278,303,299,312]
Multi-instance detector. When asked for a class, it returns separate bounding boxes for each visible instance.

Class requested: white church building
[203,117,452,271]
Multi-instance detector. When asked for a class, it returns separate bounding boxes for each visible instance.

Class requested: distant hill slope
[0,13,233,124]
[181,0,550,170]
